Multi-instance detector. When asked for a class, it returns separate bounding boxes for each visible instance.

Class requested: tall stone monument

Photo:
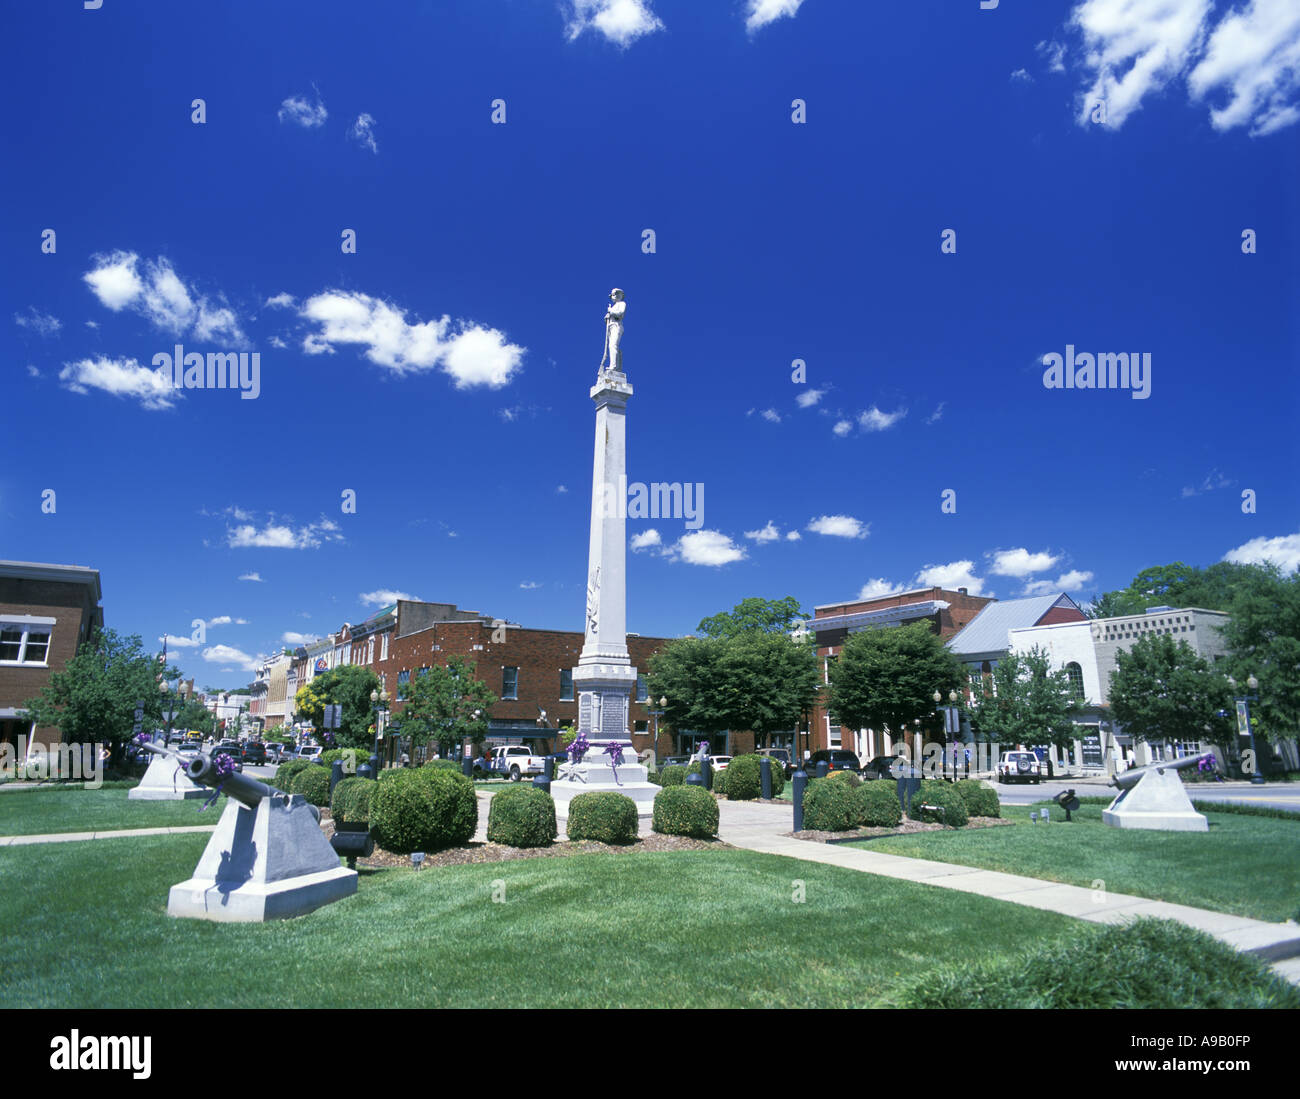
[550,289,658,819]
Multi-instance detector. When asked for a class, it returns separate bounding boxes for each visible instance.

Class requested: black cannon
[141,740,281,810]
[1108,752,1210,792]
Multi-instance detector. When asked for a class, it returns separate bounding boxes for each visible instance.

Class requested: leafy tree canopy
[696,596,808,640]
[293,664,381,749]
[395,657,496,756]
[1109,633,1235,749]
[967,646,1082,749]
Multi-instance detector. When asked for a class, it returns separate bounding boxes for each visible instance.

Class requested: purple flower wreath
[199,750,237,812]
[605,741,624,785]
[568,730,590,764]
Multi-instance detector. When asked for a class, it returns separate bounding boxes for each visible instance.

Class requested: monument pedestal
[128,751,207,800]
[167,793,356,921]
[1103,767,1208,832]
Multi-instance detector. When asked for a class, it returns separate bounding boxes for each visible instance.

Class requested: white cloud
[160,634,200,649]
[1182,469,1234,497]
[26,365,39,378]
[59,356,179,411]
[1011,68,1033,82]
[744,521,781,543]
[202,644,260,672]
[858,405,907,432]
[832,419,853,437]
[227,518,342,550]
[760,408,782,423]
[14,308,61,336]
[300,290,524,389]
[282,632,315,645]
[566,0,664,47]
[989,547,1060,577]
[1187,0,1300,135]
[926,402,946,425]
[1064,0,1300,134]
[82,251,245,342]
[785,530,801,541]
[265,292,295,309]
[857,578,905,600]
[796,388,824,408]
[238,572,264,583]
[1023,569,1095,596]
[520,581,542,590]
[278,88,328,128]
[914,560,987,595]
[269,336,287,349]
[359,589,417,606]
[806,514,869,539]
[670,530,746,567]
[630,529,662,551]
[745,0,805,34]
[556,484,569,494]
[1037,39,1067,72]
[1223,531,1300,574]
[350,112,379,153]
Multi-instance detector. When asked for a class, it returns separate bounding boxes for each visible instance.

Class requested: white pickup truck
[477,744,547,782]
[996,750,1045,784]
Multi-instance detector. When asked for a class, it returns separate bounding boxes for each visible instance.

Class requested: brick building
[0,560,104,751]
[804,586,994,758]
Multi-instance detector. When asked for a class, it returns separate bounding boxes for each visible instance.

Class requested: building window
[1064,662,1084,700]
[0,620,53,665]
[634,720,648,734]
[559,669,574,701]
[503,666,519,700]
[636,674,648,702]
[380,633,389,661]
[397,669,411,701]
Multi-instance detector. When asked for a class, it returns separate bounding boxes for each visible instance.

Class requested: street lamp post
[933,689,960,780]
[1227,675,1264,785]
[369,687,390,771]
[649,696,666,754]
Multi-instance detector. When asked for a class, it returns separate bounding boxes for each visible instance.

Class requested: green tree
[293,664,381,749]
[967,646,1082,750]
[716,631,821,744]
[696,596,808,640]
[826,622,964,746]
[171,697,214,737]
[1217,566,1300,748]
[396,657,496,758]
[22,629,179,766]
[646,637,734,738]
[1108,633,1235,750]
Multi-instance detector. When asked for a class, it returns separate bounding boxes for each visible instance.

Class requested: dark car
[210,745,244,773]
[241,741,267,765]
[804,749,861,775]
[756,748,795,777]
[863,754,922,780]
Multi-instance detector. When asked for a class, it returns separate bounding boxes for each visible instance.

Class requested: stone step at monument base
[1101,809,1208,832]
[167,866,357,922]
[128,785,208,801]
[550,776,659,818]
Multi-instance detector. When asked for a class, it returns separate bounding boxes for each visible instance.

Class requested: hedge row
[289,765,331,808]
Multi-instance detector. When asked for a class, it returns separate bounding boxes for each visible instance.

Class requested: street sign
[944,706,960,735]
[1236,701,1251,738]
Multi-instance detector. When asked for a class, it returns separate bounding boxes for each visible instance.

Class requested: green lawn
[847,801,1300,923]
[0,835,1077,1008]
[0,784,226,836]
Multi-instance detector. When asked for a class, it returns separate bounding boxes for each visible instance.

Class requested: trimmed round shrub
[766,760,786,799]
[712,767,729,797]
[320,747,370,772]
[290,764,331,808]
[722,754,762,801]
[853,780,902,828]
[659,764,687,787]
[909,780,969,827]
[331,776,376,825]
[826,769,863,789]
[274,759,313,790]
[652,785,719,838]
[801,776,857,831]
[487,785,557,848]
[954,779,1000,819]
[566,792,639,844]
[369,767,477,854]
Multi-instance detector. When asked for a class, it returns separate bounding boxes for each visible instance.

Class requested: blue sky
[3,0,1298,687]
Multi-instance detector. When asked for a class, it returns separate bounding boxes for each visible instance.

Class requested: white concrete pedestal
[167,793,356,921]
[1103,767,1208,832]
[551,751,658,818]
[128,752,207,800]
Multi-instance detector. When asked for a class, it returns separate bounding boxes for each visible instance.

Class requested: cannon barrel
[140,740,279,809]
[1109,752,1211,791]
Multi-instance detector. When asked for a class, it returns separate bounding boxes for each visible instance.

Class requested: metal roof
[808,600,949,634]
[947,594,1078,656]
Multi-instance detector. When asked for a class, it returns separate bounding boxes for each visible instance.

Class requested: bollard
[462,755,474,779]
[760,756,772,800]
[544,755,555,781]
[368,753,381,777]
[329,760,344,797]
[815,760,829,780]
[356,762,374,782]
[685,772,705,788]
[701,758,712,791]
[792,768,807,832]
[533,775,551,794]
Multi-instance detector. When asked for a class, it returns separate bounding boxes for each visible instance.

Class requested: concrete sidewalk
[0,825,216,846]
[713,799,1300,980]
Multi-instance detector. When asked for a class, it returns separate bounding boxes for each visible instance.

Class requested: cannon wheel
[510,765,521,782]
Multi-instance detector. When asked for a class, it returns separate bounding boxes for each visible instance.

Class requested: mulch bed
[320,815,722,869]
[788,815,1014,843]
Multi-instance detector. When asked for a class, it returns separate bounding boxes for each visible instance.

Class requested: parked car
[997,750,1044,784]
[296,745,323,763]
[862,754,922,780]
[241,741,267,765]
[210,744,244,773]
[804,749,862,775]
[475,744,548,782]
[756,748,795,777]
[661,756,691,769]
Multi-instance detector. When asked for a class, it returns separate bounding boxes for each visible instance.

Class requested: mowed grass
[0,835,1075,1008]
[848,802,1300,923]
[0,784,225,836]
